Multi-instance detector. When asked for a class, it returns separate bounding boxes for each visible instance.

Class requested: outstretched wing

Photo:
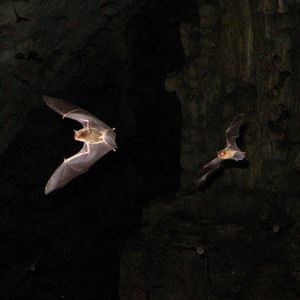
[225,113,245,151]
[197,157,223,186]
[43,95,110,129]
[45,142,113,194]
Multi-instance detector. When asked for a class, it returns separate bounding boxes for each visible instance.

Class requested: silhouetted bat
[43,96,117,194]
[197,114,246,186]
[14,7,30,23]
[14,51,43,62]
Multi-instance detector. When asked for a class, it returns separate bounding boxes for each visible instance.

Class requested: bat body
[197,114,246,186]
[43,96,117,194]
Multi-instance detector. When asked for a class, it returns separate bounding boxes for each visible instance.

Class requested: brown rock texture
[120,1,300,299]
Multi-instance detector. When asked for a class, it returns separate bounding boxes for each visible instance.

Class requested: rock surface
[121,1,300,299]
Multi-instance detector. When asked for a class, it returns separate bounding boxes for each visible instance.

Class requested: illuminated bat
[197,114,246,186]
[43,96,117,194]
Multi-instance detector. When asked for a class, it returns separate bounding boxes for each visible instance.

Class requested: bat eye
[218,150,226,157]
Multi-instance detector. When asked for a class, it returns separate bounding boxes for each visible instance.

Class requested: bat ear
[73,130,80,139]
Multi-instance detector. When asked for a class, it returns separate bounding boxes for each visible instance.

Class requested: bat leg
[232,151,246,161]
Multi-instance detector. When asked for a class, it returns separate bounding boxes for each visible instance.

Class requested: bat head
[74,129,86,142]
[218,148,233,159]
[217,149,227,159]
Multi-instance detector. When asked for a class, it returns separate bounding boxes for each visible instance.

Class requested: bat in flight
[43,96,117,194]
[13,7,30,23]
[197,114,246,186]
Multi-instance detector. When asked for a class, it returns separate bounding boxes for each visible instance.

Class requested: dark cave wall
[0,0,130,152]
[0,1,181,299]
[120,1,300,300]
[0,1,143,299]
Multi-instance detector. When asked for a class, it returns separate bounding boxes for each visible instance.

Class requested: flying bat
[13,7,30,23]
[14,51,43,62]
[197,114,246,186]
[43,96,117,194]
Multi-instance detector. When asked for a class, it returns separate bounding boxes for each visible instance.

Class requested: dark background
[1,0,300,299]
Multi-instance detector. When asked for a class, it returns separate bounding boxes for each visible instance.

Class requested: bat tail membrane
[232,151,246,161]
[104,129,117,150]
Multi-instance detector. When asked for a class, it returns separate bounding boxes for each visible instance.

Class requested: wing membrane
[43,96,110,129]
[197,157,223,186]
[225,113,245,151]
[45,143,112,194]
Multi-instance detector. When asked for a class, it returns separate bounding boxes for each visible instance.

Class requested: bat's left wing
[225,113,245,151]
[45,142,112,194]
[197,157,223,186]
[43,96,110,129]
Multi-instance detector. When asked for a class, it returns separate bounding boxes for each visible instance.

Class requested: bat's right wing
[225,113,245,151]
[45,142,112,194]
[43,96,110,129]
[197,157,223,186]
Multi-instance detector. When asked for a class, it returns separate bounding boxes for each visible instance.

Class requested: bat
[197,114,246,186]
[173,242,208,256]
[13,7,30,23]
[14,51,43,62]
[43,96,117,194]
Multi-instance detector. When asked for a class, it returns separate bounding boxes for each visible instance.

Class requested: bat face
[217,148,231,159]
[43,96,117,194]
[217,148,245,161]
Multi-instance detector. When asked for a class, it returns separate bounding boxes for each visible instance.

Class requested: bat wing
[197,157,223,186]
[43,96,110,129]
[45,142,113,194]
[225,113,245,151]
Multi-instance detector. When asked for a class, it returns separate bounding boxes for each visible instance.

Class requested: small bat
[197,114,246,186]
[13,7,30,23]
[14,51,43,62]
[43,96,117,194]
